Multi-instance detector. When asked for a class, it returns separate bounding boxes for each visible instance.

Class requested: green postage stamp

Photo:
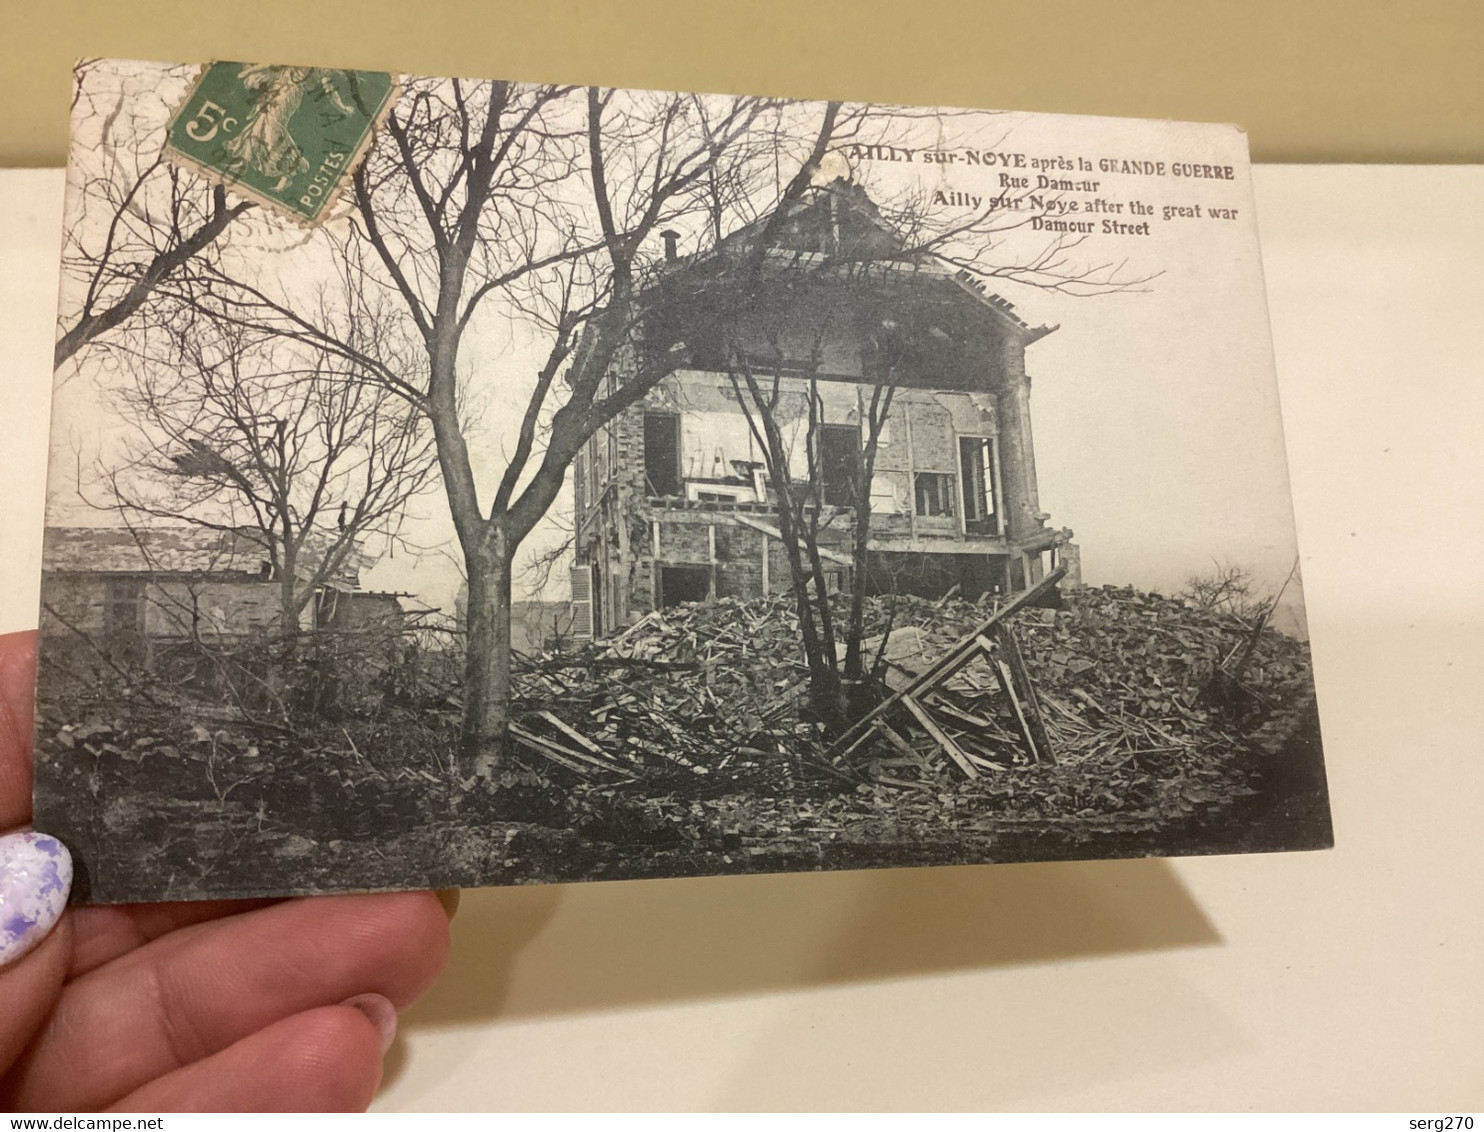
[164,62,398,224]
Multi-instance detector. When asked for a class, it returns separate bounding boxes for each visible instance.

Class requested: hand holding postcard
[36,60,1330,902]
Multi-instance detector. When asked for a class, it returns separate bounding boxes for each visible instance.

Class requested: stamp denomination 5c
[164,62,398,224]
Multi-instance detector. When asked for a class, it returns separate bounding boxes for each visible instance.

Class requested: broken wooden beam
[510,722,631,777]
[995,657,1044,765]
[828,565,1067,758]
[509,725,594,776]
[901,694,979,779]
[729,512,853,566]
[537,710,609,757]
[878,723,921,761]
[976,633,1039,763]
[991,624,1057,765]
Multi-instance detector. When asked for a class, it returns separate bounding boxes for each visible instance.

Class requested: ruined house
[39,525,393,660]
[570,181,1078,640]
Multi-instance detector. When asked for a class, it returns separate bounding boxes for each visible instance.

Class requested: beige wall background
[2,0,1482,166]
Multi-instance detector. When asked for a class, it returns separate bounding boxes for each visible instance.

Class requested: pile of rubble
[838,580,1316,823]
[508,579,1316,824]
[510,593,824,786]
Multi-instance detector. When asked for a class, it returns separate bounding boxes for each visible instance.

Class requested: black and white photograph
[34,59,1331,903]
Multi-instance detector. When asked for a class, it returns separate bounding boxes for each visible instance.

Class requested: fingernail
[343,992,398,1055]
[0,831,73,967]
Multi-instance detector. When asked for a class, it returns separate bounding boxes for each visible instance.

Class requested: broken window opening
[696,491,738,503]
[818,423,860,507]
[914,471,957,518]
[588,440,603,504]
[314,587,341,630]
[658,564,710,608]
[958,436,999,535]
[103,576,146,639]
[643,412,682,497]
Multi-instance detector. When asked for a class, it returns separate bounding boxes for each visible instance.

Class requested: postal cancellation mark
[164,62,398,224]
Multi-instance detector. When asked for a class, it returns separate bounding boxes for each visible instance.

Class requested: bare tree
[98,308,438,638]
[728,361,851,726]
[711,178,1151,728]
[156,74,1150,773]
[719,273,898,728]
[1181,559,1264,619]
[56,61,253,370]
[182,79,845,776]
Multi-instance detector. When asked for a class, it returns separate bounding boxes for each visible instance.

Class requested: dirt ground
[32,585,1333,903]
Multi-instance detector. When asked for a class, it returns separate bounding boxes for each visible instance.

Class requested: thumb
[0,831,73,1076]
[0,631,38,830]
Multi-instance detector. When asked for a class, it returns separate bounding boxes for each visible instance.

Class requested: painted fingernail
[343,992,398,1055]
[0,831,73,967]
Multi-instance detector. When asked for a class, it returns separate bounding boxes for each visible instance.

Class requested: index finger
[0,630,38,830]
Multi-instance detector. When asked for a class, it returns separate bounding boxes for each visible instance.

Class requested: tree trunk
[263,548,301,720]
[842,473,873,685]
[842,508,873,708]
[781,517,845,730]
[460,527,514,780]
[843,382,891,701]
[278,569,301,641]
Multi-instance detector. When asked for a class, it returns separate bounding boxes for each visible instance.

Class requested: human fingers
[105,1003,391,1113]
[0,917,72,1077]
[0,830,74,1080]
[68,899,278,978]
[6,890,448,1112]
[0,631,38,829]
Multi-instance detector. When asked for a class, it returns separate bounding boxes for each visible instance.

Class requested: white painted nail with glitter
[0,831,73,966]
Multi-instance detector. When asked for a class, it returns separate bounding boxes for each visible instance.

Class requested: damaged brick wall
[39,574,304,644]
[574,315,1057,632]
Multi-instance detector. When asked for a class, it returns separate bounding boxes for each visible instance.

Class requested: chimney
[660,229,680,262]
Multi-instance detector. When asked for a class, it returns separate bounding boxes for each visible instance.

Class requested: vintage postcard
[35,60,1331,902]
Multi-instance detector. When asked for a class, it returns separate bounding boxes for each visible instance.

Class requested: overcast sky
[48,88,1305,629]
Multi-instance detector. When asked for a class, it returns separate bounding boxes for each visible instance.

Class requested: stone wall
[39,574,299,644]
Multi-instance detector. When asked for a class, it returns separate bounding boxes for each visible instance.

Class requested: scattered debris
[504,570,1315,830]
[832,567,1067,771]
[35,576,1321,896]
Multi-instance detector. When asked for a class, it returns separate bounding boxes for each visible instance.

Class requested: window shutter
[569,566,594,641]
